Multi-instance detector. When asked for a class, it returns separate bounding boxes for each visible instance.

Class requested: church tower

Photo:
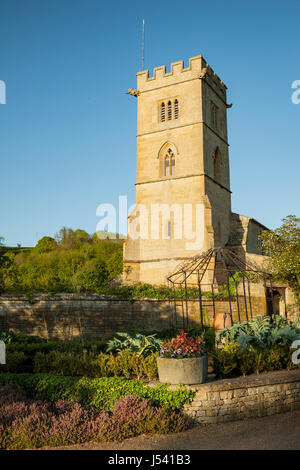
[124,54,232,284]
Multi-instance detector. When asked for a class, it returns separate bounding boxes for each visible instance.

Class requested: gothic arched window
[211,102,219,129]
[159,99,179,123]
[164,148,175,176]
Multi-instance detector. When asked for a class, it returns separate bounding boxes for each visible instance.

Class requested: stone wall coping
[149,369,300,392]
[0,294,267,304]
[0,294,171,302]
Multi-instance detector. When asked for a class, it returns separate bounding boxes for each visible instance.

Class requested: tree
[34,236,57,253]
[0,237,4,246]
[259,215,300,299]
[0,227,123,294]
[55,227,91,249]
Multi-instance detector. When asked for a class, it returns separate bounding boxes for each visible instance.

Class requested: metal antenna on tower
[142,19,145,71]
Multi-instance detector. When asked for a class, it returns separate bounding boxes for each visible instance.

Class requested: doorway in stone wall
[266,288,282,317]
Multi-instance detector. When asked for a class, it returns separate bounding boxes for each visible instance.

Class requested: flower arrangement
[160,330,205,359]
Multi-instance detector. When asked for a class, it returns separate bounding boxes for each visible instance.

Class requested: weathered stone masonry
[0,294,299,340]
[183,370,300,424]
[0,293,279,340]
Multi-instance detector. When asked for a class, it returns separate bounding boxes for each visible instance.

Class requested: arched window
[167,101,172,120]
[164,148,175,176]
[171,153,175,175]
[213,148,221,183]
[159,99,179,122]
[160,102,165,122]
[165,155,170,176]
[174,99,179,119]
[211,102,218,129]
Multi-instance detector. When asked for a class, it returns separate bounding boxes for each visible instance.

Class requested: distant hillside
[0,246,32,254]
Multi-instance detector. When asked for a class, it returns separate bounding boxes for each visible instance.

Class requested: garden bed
[0,384,188,450]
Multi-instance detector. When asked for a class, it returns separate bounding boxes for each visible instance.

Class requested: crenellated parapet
[136,54,227,94]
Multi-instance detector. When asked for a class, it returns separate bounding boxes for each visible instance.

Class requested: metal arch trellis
[167,247,274,331]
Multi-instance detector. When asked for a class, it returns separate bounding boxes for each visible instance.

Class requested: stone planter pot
[157,354,208,385]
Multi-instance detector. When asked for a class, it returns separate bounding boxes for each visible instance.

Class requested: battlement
[137,54,227,93]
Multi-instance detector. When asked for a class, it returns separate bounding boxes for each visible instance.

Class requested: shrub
[32,349,159,379]
[122,327,216,352]
[1,352,28,373]
[0,331,16,344]
[0,336,109,374]
[0,373,195,411]
[106,332,163,356]
[0,386,187,449]
[216,315,300,351]
[160,330,205,358]
[0,229,123,294]
[213,341,299,378]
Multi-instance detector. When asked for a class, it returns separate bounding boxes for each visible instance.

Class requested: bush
[33,349,159,380]
[1,352,28,373]
[0,385,187,449]
[160,330,205,358]
[216,315,300,351]
[0,336,109,374]
[213,315,300,377]
[0,228,123,294]
[0,373,196,411]
[125,327,216,351]
[106,332,163,356]
[213,341,298,378]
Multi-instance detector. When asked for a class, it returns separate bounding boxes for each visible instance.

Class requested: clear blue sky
[1,0,299,246]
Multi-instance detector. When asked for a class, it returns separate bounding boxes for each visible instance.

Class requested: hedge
[33,349,159,379]
[0,373,195,411]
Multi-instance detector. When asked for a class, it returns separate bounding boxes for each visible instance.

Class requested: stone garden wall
[0,293,269,340]
[287,304,300,323]
[183,369,300,424]
[0,294,298,340]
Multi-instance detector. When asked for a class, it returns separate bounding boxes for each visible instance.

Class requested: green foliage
[109,282,237,301]
[0,373,195,411]
[184,327,215,352]
[0,335,109,374]
[216,315,300,351]
[0,387,187,450]
[1,352,27,373]
[218,272,244,298]
[259,215,300,299]
[0,331,15,344]
[117,327,216,352]
[213,341,298,378]
[214,315,300,377]
[106,332,163,356]
[33,236,57,254]
[0,328,215,380]
[0,227,123,293]
[33,349,159,380]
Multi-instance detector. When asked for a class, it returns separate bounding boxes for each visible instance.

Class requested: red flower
[160,331,204,358]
